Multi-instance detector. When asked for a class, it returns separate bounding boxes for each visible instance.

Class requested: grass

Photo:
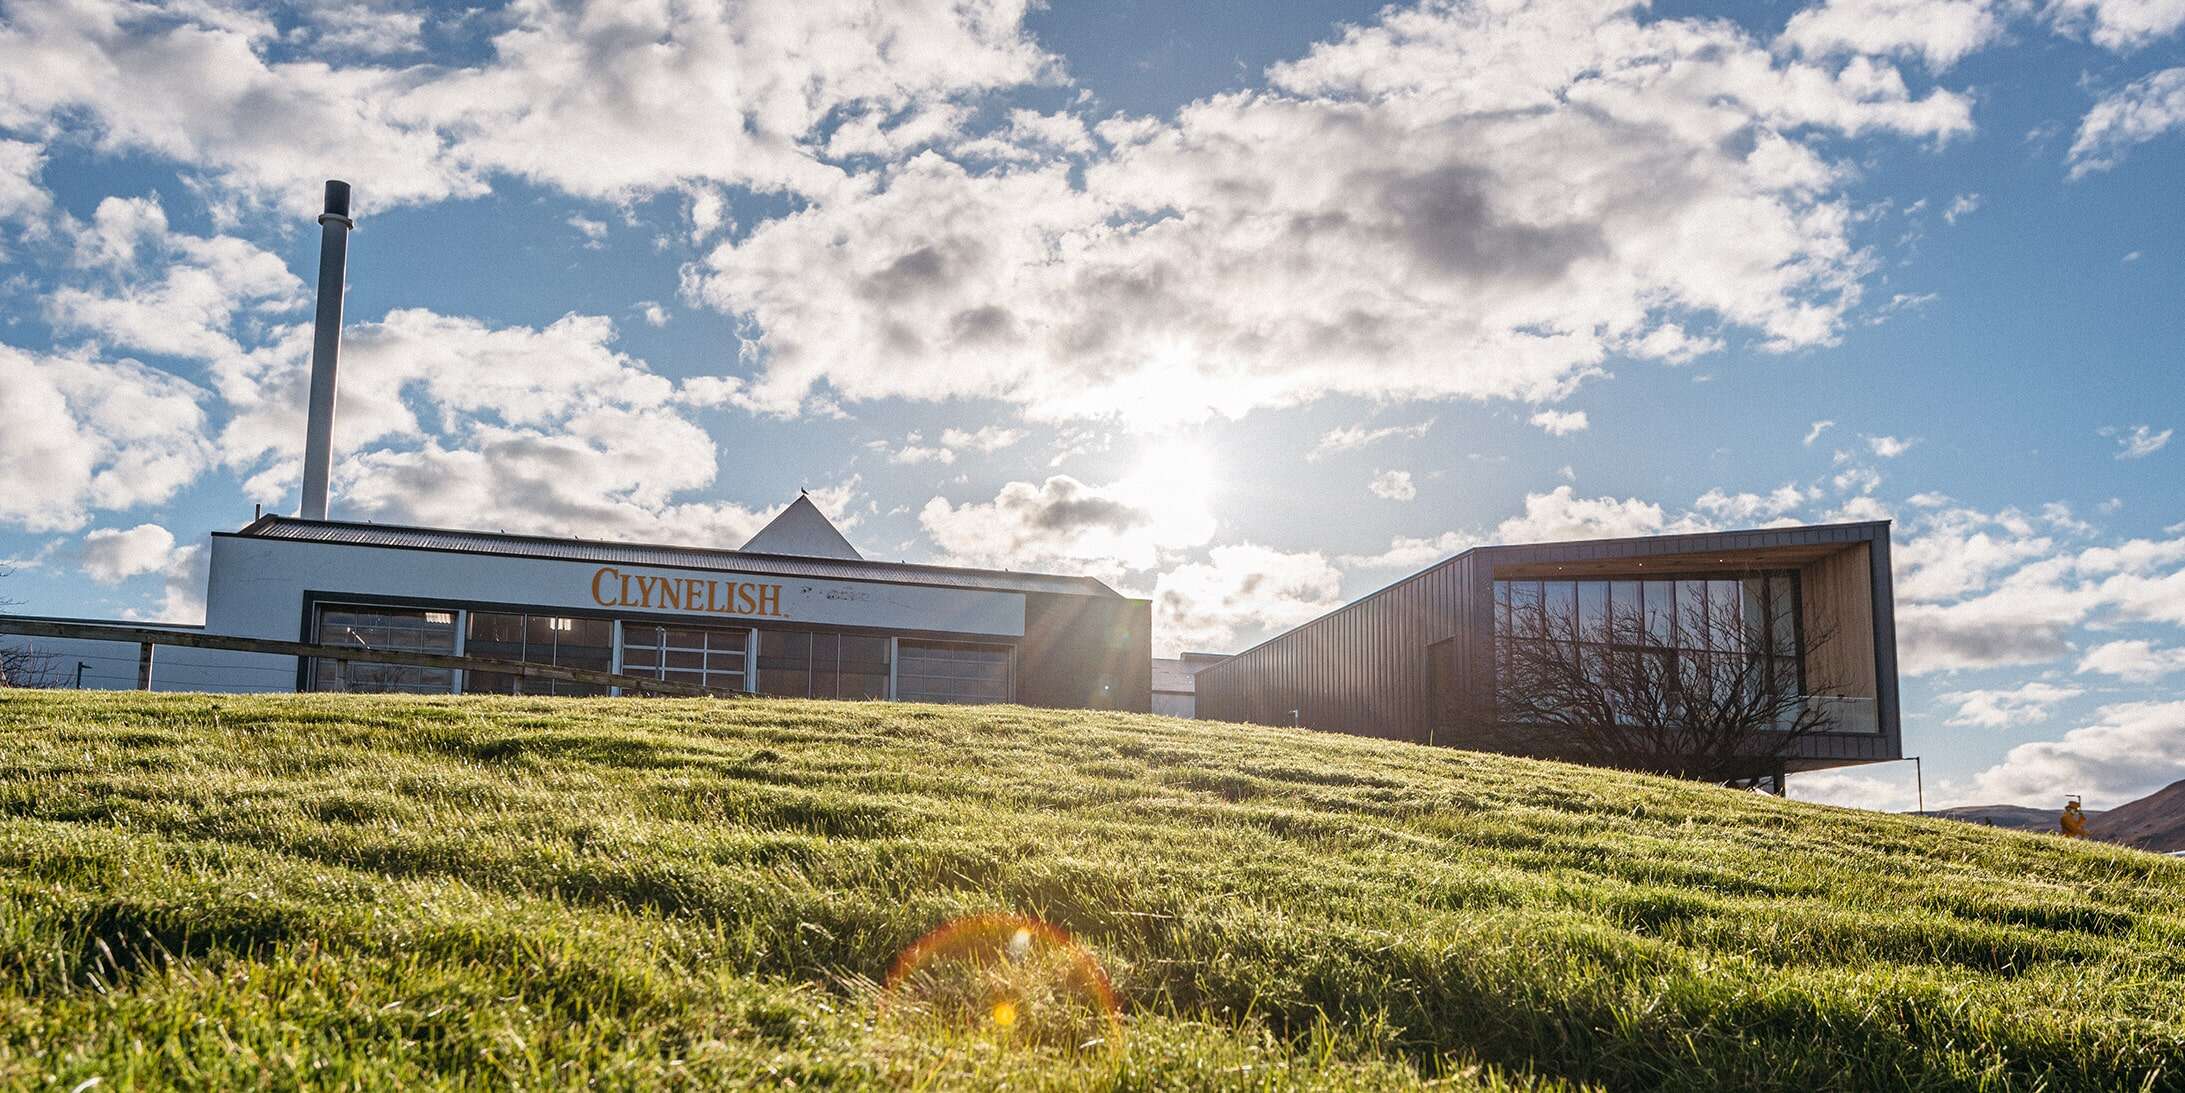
[1,692,2181,1090]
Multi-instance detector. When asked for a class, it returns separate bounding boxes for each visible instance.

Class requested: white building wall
[68,534,1031,694]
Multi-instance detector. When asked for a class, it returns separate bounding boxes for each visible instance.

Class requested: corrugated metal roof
[234,517,1121,598]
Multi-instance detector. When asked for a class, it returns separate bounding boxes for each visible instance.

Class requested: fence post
[136,643,155,691]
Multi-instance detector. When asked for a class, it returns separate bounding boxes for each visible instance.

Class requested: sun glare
[1124,439,1218,514]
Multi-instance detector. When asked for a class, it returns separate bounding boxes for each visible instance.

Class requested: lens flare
[881,914,1121,1052]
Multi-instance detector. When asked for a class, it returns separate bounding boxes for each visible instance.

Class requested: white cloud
[1341,530,1474,571]
[1310,418,1434,460]
[689,0,1972,422]
[0,0,1057,212]
[566,214,608,247]
[637,302,670,327]
[1942,192,1981,223]
[1528,409,1590,436]
[939,425,1027,453]
[1890,514,2185,674]
[2102,423,2172,459]
[1694,483,1809,523]
[1150,543,1345,656]
[1891,507,2054,601]
[48,194,306,362]
[78,523,176,583]
[1942,681,2084,728]
[1493,486,1684,545]
[0,138,52,225]
[122,541,208,624]
[886,432,956,465]
[1368,469,1417,501]
[193,306,844,546]
[919,472,1213,584]
[1623,323,1724,364]
[880,425,1026,464]
[302,3,428,58]
[2077,639,2185,683]
[214,308,675,477]
[2069,67,2185,177]
[0,343,213,532]
[1959,700,2185,808]
[2046,0,2185,51]
[1804,419,1835,446]
[1778,0,2004,70]
[1866,434,1916,458]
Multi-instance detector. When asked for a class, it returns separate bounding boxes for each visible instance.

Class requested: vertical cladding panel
[1196,553,1478,736]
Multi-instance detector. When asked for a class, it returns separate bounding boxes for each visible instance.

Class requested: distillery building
[13,496,1152,709]
[1194,521,1902,781]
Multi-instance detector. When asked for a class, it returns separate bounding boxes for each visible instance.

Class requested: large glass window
[897,640,1012,705]
[827,634,892,700]
[1492,573,1803,718]
[749,630,897,699]
[621,624,749,693]
[311,605,457,693]
[463,612,612,696]
[756,629,812,696]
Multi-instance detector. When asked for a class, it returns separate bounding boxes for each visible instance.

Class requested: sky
[0,0,2180,812]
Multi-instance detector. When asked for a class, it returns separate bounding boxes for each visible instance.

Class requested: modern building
[10,497,1152,710]
[1150,651,1230,717]
[1194,521,1900,784]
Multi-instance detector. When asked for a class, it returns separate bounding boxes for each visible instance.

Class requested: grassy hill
[2,692,2181,1090]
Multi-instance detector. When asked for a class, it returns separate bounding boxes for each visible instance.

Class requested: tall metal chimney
[299,179,354,521]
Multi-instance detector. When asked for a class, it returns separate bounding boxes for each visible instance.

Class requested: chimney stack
[299,179,353,521]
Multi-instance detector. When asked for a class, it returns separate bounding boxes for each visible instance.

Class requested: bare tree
[1472,582,1844,785]
[0,564,60,688]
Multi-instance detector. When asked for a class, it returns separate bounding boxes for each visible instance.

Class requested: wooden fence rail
[0,618,744,699]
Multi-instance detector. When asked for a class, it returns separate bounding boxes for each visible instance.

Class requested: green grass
[2,692,2181,1090]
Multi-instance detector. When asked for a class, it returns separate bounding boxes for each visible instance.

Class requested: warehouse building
[11,496,1152,708]
[1194,522,1901,782]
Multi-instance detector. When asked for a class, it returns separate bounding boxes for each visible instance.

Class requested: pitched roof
[741,495,862,560]
[230,516,1121,598]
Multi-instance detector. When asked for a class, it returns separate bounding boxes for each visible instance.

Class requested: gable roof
[740,495,862,560]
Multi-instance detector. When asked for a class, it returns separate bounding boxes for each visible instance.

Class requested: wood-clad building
[1195,522,1900,780]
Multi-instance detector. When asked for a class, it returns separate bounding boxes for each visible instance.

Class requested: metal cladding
[1195,521,1902,773]
[299,179,354,522]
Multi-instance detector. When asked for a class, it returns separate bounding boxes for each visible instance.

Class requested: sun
[1120,439,1220,546]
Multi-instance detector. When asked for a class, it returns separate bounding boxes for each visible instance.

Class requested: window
[311,605,457,693]
[829,635,892,700]
[621,624,748,692]
[463,612,612,696]
[756,629,812,696]
[896,640,1012,705]
[749,630,896,699]
[1492,573,1804,718]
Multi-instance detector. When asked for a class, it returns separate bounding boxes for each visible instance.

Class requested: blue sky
[0,0,2180,810]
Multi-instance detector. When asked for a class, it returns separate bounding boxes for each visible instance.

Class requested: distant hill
[1926,778,2185,853]
[1925,803,2097,834]
[2092,779,2185,853]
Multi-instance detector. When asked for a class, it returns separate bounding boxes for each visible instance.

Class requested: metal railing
[0,618,745,698]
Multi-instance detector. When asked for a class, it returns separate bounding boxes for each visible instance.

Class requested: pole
[1913,755,1924,815]
[299,180,354,521]
[74,662,88,689]
[135,643,155,691]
